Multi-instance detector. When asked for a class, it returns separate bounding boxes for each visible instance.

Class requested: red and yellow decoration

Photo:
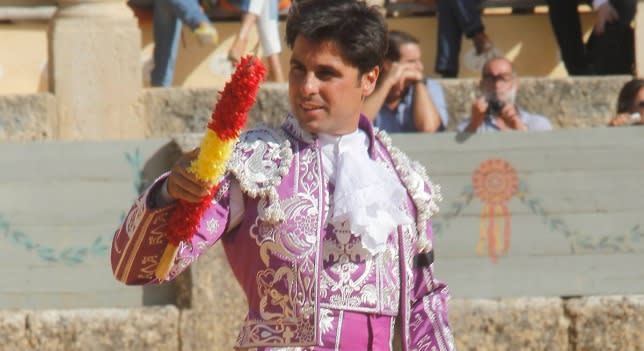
[472,158,519,263]
[155,56,267,280]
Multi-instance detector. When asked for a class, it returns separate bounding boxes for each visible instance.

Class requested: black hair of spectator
[616,79,644,114]
[285,0,387,75]
[385,30,420,62]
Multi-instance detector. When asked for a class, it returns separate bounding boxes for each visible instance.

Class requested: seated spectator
[608,78,644,126]
[435,0,494,78]
[458,57,553,133]
[363,30,449,133]
[129,0,219,87]
[545,0,636,75]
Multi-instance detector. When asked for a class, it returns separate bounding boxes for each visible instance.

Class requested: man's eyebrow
[316,64,338,72]
[288,59,338,72]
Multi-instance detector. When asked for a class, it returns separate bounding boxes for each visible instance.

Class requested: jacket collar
[281,113,378,159]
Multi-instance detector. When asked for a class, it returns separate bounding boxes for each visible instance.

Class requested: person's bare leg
[229,12,258,63]
[266,54,284,82]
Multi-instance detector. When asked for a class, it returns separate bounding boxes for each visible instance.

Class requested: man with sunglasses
[457,57,553,133]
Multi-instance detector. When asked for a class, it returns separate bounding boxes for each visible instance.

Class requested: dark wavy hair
[616,79,644,114]
[285,0,387,75]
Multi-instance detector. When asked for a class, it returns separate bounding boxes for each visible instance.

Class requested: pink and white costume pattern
[111,115,455,350]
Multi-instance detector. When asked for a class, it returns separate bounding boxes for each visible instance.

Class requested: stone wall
[1,295,643,351]
[0,93,56,141]
[0,76,633,142]
[143,76,633,137]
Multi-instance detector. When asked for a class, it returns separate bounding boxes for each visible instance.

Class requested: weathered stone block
[449,297,569,351]
[179,244,247,351]
[144,88,217,137]
[27,307,179,351]
[249,82,290,128]
[50,1,144,141]
[143,84,288,139]
[565,295,644,351]
[0,310,31,351]
[0,93,56,141]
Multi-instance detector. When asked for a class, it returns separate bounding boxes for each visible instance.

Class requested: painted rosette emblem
[472,159,518,262]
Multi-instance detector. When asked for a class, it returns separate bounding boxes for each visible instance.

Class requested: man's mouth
[300,103,323,112]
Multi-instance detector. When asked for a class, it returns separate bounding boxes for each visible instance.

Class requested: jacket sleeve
[407,220,455,350]
[111,174,232,285]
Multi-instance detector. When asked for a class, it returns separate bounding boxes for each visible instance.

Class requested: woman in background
[607,79,644,126]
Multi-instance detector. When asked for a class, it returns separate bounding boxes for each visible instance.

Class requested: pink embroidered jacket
[111,115,454,350]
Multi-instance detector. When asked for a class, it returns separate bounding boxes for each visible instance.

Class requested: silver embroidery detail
[206,218,219,234]
[227,126,294,224]
[375,128,442,253]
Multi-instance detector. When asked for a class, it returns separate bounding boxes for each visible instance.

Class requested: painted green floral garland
[433,182,644,253]
[0,148,143,265]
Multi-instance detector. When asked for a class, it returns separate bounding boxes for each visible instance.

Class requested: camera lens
[487,97,504,115]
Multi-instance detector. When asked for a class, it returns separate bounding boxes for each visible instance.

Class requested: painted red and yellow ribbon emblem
[472,159,518,263]
[155,56,267,280]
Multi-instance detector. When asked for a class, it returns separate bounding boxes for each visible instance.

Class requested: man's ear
[362,66,379,96]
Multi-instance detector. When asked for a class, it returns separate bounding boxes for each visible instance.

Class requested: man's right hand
[166,148,212,203]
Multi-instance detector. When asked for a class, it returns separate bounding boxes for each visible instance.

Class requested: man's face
[480,59,517,104]
[386,42,423,99]
[398,42,423,73]
[288,36,378,135]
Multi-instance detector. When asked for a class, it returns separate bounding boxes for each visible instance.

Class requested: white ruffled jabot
[318,130,412,255]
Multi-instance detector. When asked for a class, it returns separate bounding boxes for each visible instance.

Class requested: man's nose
[494,79,505,89]
[300,73,319,96]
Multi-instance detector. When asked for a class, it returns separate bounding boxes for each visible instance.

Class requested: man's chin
[295,116,322,134]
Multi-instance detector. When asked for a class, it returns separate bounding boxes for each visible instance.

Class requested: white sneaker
[194,23,219,45]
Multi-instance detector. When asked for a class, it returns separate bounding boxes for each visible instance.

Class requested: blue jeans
[129,0,211,86]
[435,0,484,77]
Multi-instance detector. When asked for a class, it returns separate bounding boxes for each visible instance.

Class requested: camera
[487,97,505,116]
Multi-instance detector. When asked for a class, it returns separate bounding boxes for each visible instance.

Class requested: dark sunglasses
[637,101,644,108]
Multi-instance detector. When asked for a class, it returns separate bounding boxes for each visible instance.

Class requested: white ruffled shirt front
[318,129,412,255]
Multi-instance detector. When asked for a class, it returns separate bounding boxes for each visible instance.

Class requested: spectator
[129,0,219,87]
[546,0,637,75]
[435,0,494,78]
[228,0,286,82]
[458,57,553,132]
[363,30,449,133]
[608,78,644,126]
